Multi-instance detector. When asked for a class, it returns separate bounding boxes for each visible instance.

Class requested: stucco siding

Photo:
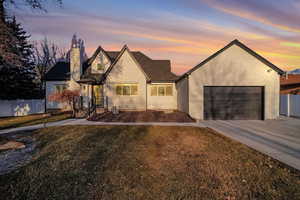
[105,50,147,110]
[176,78,189,113]
[147,83,177,110]
[188,44,280,120]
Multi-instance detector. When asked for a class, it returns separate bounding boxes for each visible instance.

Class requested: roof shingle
[46,46,178,82]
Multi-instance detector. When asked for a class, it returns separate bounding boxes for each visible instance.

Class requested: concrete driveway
[199,117,300,171]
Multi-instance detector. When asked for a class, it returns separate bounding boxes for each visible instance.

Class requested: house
[280,74,300,95]
[45,38,284,120]
[45,36,178,112]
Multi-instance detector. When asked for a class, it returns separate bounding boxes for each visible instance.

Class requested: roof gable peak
[178,39,284,81]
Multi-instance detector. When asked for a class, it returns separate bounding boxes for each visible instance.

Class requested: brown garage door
[204,86,264,120]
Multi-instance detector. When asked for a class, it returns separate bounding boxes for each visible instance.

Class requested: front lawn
[0,112,72,130]
[0,126,299,199]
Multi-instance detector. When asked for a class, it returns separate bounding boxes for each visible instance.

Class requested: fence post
[287,94,290,117]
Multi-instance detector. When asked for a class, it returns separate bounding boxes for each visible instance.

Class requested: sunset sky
[11,0,300,74]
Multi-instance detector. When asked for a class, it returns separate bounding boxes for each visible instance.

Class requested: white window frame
[150,84,173,96]
[115,84,138,96]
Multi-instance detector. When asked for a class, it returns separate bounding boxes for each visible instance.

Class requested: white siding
[188,44,280,120]
[91,51,111,74]
[105,50,147,110]
[147,83,177,110]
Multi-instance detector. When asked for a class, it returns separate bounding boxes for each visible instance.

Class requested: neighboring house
[177,40,284,120]
[45,37,178,111]
[45,38,284,120]
[280,74,300,95]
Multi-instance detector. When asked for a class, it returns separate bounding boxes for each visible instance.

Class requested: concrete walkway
[1,117,299,171]
[0,119,78,135]
[0,119,204,135]
[199,117,300,171]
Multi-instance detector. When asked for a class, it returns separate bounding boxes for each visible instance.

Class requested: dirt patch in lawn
[89,110,195,122]
[0,126,299,200]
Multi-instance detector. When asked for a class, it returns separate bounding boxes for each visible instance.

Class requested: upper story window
[97,63,105,71]
[92,51,110,73]
[151,85,173,96]
[116,84,138,96]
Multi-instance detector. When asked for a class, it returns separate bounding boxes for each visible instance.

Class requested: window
[116,85,122,95]
[131,85,138,95]
[158,86,165,96]
[123,85,130,95]
[55,84,67,93]
[115,84,138,96]
[151,86,157,96]
[166,86,173,96]
[151,85,173,96]
[97,63,104,71]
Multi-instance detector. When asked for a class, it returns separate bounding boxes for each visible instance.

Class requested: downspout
[146,80,148,111]
[187,75,190,115]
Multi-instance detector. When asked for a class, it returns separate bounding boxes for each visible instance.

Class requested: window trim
[150,84,173,96]
[115,84,138,96]
[96,63,105,71]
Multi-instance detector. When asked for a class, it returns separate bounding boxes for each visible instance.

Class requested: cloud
[281,42,300,48]
[14,4,300,73]
[201,0,300,34]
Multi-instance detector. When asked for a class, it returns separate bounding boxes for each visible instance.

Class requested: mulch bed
[88,110,196,122]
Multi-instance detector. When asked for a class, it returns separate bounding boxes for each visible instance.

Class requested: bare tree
[32,37,67,91]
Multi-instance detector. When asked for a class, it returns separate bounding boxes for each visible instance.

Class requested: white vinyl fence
[280,95,300,118]
[0,99,45,117]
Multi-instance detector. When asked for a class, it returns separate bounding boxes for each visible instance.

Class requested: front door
[93,85,104,107]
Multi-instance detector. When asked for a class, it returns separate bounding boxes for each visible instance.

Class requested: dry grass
[0,125,299,200]
[0,112,72,130]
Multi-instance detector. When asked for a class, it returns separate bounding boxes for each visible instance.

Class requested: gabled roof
[44,62,70,81]
[45,44,178,82]
[84,46,112,68]
[104,45,150,81]
[177,39,284,82]
[81,45,178,83]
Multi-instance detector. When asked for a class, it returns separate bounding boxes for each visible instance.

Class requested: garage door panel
[204,86,263,120]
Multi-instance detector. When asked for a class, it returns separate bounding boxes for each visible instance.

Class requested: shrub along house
[45,38,284,120]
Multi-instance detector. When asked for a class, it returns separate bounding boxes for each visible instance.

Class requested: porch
[75,83,107,118]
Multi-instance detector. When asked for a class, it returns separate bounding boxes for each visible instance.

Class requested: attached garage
[204,86,264,120]
[176,39,284,120]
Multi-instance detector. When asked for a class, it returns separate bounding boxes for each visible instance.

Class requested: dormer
[91,50,111,74]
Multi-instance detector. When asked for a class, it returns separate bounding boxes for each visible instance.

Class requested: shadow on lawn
[0,126,148,200]
[0,126,299,200]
